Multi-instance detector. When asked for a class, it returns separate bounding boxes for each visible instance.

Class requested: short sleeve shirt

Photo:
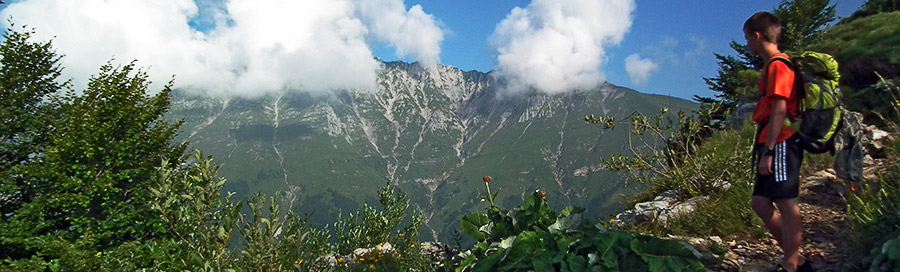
[752,53,799,143]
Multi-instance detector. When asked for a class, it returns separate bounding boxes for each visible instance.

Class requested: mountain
[167,61,697,242]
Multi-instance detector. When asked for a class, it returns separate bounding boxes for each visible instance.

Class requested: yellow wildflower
[369,264,375,269]
[398,233,405,237]
[338,257,344,263]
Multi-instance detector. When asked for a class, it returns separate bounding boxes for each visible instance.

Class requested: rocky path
[716,159,887,272]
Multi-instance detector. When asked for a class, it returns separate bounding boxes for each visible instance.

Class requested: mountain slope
[167,61,696,241]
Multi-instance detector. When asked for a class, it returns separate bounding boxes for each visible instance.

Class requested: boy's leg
[752,135,804,271]
[750,195,784,247]
[775,197,802,270]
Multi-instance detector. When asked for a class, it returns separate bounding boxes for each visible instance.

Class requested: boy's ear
[750,31,762,42]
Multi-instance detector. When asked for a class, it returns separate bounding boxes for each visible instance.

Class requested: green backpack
[768,51,843,154]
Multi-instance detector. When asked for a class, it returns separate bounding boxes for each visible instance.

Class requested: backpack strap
[762,55,802,121]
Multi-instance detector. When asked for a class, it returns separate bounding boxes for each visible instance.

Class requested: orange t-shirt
[752,53,799,143]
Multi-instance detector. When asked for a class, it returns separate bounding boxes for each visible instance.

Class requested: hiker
[744,11,812,272]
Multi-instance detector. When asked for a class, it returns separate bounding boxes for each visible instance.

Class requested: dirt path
[717,158,887,272]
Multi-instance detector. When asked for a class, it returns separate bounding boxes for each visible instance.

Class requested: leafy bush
[457,180,705,272]
[149,151,435,271]
[846,135,900,270]
[583,105,722,199]
[0,26,185,270]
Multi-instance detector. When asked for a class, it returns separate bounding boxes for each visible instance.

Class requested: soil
[708,158,889,272]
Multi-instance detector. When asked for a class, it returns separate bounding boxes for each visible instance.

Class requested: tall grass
[625,121,767,238]
[844,74,900,269]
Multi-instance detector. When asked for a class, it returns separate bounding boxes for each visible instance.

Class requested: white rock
[869,129,889,141]
[653,190,679,203]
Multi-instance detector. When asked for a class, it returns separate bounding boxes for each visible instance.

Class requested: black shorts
[753,134,804,199]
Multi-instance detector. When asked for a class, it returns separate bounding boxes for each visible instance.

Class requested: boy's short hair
[744,11,782,43]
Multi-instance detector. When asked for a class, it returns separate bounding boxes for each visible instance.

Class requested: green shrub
[846,135,900,270]
[457,181,705,272]
[147,150,436,272]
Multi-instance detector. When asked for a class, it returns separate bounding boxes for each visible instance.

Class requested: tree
[773,0,836,53]
[843,0,900,22]
[0,27,65,215]
[0,38,186,268]
[696,0,835,126]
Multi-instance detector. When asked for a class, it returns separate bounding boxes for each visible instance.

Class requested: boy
[744,11,812,272]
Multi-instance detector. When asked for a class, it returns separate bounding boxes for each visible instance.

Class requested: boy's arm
[758,97,787,175]
[765,97,788,150]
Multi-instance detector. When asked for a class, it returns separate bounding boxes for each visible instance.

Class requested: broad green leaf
[592,229,633,269]
[882,237,900,254]
[499,235,517,249]
[549,212,583,234]
[558,206,585,218]
[472,250,503,272]
[587,253,599,265]
[566,253,588,272]
[461,213,489,240]
[499,231,543,271]
[629,235,704,272]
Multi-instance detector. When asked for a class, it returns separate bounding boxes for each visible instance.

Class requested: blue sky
[0,0,865,99]
[374,0,865,100]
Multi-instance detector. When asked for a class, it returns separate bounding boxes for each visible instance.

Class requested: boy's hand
[758,154,774,175]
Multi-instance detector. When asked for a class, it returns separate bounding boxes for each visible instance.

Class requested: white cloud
[489,0,634,95]
[624,54,658,85]
[355,0,444,67]
[0,0,444,97]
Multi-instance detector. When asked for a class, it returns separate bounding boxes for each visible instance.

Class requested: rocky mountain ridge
[167,61,696,241]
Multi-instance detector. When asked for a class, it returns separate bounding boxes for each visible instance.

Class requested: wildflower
[359,257,365,262]
[338,257,344,263]
[410,244,415,248]
[308,252,314,256]
[609,219,614,224]
[398,233,405,237]
[369,264,375,269]
[420,243,425,246]
[539,190,547,198]
[483,176,492,183]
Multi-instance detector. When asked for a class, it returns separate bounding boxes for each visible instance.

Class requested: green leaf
[471,250,503,272]
[592,229,633,269]
[629,235,704,272]
[882,237,900,254]
[499,231,543,271]
[461,214,489,240]
[457,254,477,272]
[532,251,556,272]
[549,212,583,234]
[475,242,489,252]
[499,235,517,249]
[558,206,585,218]
[566,253,588,272]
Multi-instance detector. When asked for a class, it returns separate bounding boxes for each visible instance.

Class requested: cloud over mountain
[489,0,634,94]
[0,0,444,97]
[624,54,658,85]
